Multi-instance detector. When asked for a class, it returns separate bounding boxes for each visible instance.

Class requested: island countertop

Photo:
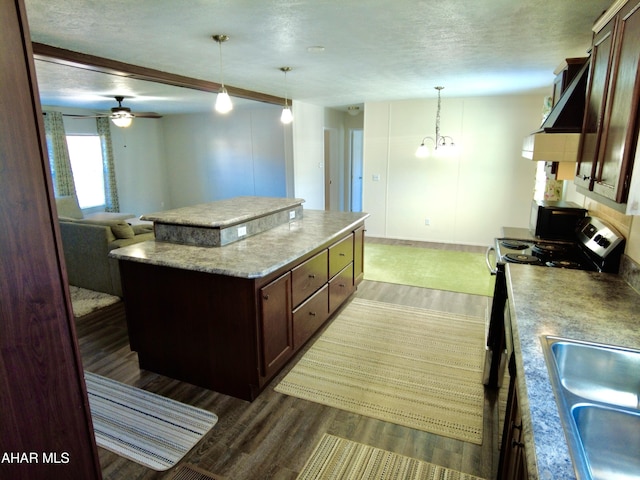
[110,209,369,279]
[506,264,640,480]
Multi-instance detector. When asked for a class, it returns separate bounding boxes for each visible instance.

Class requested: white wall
[363,94,545,246]
[161,103,289,209]
[292,101,325,209]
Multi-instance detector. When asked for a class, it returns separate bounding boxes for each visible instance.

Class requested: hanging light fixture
[416,86,456,158]
[280,67,293,124]
[212,34,233,114]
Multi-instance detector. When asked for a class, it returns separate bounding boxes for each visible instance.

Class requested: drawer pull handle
[512,422,522,431]
[339,252,346,256]
[308,274,316,279]
[512,440,525,449]
[263,294,269,300]
[309,311,316,317]
[339,283,346,288]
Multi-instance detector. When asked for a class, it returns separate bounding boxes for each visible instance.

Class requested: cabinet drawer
[293,284,329,349]
[292,250,328,308]
[329,263,354,313]
[329,234,354,278]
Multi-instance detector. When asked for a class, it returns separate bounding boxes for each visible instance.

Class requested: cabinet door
[575,18,616,190]
[593,1,640,202]
[259,272,293,379]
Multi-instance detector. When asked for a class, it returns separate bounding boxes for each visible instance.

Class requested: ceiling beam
[32,42,285,106]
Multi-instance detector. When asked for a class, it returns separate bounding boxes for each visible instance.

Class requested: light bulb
[111,113,133,128]
[415,143,429,158]
[215,87,233,114]
[281,106,293,124]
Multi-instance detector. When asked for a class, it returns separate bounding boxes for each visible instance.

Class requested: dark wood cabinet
[498,354,529,480]
[120,223,365,401]
[259,273,293,378]
[575,17,616,191]
[576,0,640,205]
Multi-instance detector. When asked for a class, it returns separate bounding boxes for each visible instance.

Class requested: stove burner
[500,240,529,250]
[532,243,570,256]
[504,253,542,265]
[545,260,582,269]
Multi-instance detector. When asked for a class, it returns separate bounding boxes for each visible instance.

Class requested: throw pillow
[110,221,135,239]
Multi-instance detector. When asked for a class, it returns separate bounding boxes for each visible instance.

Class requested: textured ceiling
[25,0,612,114]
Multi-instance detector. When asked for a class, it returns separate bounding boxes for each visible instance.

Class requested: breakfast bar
[109,197,368,401]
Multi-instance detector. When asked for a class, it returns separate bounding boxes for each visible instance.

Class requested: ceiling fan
[73,96,162,127]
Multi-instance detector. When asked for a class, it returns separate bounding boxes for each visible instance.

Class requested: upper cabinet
[575,0,640,210]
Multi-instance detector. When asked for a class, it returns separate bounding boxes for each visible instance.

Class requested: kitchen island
[110,204,368,401]
[506,263,640,479]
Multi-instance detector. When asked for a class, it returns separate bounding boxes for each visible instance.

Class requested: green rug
[364,243,494,296]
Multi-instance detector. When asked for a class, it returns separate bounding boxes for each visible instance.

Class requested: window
[66,135,105,209]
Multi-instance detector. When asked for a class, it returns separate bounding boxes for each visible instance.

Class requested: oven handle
[486,245,498,275]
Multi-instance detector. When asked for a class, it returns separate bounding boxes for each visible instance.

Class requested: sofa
[55,196,154,297]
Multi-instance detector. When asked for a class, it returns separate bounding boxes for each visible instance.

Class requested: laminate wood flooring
[76,239,500,480]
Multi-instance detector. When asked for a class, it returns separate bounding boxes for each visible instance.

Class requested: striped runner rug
[276,298,485,444]
[85,372,218,471]
[297,434,486,480]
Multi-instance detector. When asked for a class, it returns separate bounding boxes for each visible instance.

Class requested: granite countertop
[110,209,369,278]
[141,196,305,227]
[506,264,640,480]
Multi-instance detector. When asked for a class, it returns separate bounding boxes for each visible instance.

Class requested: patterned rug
[297,434,486,480]
[85,372,218,471]
[69,285,120,317]
[275,299,485,444]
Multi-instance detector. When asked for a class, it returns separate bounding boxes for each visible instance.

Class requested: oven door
[483,261,508,388]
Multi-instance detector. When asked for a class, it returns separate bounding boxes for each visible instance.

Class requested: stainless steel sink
[541,336,640,480]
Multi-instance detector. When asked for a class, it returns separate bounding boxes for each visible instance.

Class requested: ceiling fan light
[111,112,133,128]
[280,105,293,124]
[215,87,233,114]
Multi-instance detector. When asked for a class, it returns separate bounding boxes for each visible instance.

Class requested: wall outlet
[372,174,380,181]
[289,210,296,220]
[424,218,430,226]
[238,226,247,237]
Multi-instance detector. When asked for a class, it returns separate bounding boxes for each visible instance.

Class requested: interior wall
[292,101,325,209]
[363,94,545,246]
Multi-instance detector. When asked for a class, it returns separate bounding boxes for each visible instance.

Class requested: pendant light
[280,67,293,124]
[416,86,456,158]
[212,34,233,114]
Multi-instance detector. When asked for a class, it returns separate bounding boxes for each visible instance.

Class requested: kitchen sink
[541,336,640,480]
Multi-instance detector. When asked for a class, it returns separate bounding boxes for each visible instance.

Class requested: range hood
[522,58,590,162]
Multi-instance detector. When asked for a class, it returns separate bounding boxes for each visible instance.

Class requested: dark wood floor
[76,239,500,480]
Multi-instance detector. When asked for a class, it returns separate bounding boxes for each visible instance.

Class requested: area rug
[85,372,218,471]
[297,434,486,480]
[69,285,121,317]
[364,243,494,296]
[275,298,485,444]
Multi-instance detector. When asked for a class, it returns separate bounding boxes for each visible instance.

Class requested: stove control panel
[577,217,624,258]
